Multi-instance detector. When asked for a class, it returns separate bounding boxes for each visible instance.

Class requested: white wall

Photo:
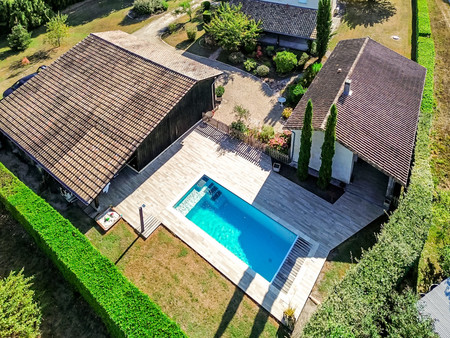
[261,0,320,10]
[291,130,354,183]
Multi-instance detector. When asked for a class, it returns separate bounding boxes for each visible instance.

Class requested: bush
[273,51,297,73]
[228,51,245,64]
[201,0,211,10]
[258,125,275,143]
[215,85,225,97]
[308,40,317,57]
[268,132,291,154]
[0,270,41,337]
[0,163,186,337]
[243,58,257,71]
[297,52,310,70]
[286,83,306,106]
[233,104,250,121]
[133,0,167,15]
[7,24,32,51]
[255,65,269,77]
[186,27,197,41]
[168,22,177,34]
[231,120,248,133]
[203,10,211,24]
[265,45,275,57]
[301,62,322,87]
[282,107,293,119]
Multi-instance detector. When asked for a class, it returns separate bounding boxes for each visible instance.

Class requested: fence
[203,116,291,164]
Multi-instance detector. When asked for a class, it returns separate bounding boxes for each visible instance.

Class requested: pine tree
[318,104,337,189]
[316,0,332,60]
[297,99,313,181]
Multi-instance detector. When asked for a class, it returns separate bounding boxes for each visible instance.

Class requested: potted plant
[283,307,296,331]
[215,85,225,103]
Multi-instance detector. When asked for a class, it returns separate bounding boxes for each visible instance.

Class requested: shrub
[286,83,306,106]
[297,52,310,70]
[268,132,291,154]
[228,51,245,64]
[186,27,197,41]
[201,0,211,10]
[282,107,293,119]
[317,104,337,189]
[301,62,322,87]
[203,10,211,24]
[0,270,41,337]
[231,120,248,133]
[168,22,177,34]
[255,45,263,59]
[308,40,317,57]
[7,24,32,51]
[255,65,269,77]
[233,104,250,121]
[133,0,167,15]
[244,58,257,71]
[441,245,450,276]
[258,125,275,143]
[215,85,225,97]
[0,163,186,337]
[265,45,275,57]
[273,51,297,73]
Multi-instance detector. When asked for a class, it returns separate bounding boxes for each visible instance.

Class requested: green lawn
[0,206,108,337]
[0,0,184,94]
[86,221,282,338]
[330,0,412,58]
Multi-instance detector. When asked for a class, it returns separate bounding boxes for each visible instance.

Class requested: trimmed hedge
[302,2,435,335]
[417,0,432,36]
[0,163,186,338]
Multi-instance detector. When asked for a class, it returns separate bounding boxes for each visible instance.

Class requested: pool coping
[166,171,320,321]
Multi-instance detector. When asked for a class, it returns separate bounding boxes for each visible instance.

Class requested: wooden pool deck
[92,123,386,321]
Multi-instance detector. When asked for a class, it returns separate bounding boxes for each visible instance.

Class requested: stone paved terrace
[92,123,385,321]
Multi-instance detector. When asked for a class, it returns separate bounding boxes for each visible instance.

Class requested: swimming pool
[174,175,297,282]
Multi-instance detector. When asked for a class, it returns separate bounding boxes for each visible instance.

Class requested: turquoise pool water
[174,175,297,282]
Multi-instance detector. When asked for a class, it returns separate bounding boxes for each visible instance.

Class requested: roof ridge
[319,37,369,130]
[90,33,199,82]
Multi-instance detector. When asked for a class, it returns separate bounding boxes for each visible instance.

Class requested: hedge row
[302,2,435,335]
[0,163,186,338]
[417,0,432,36]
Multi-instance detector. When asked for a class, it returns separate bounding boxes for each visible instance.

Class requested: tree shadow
[8,50,52,71]
[341,0,397,28]
[66,0,133,27]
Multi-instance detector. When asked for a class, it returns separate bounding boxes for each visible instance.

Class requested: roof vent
[337,68,342,73]
[344,79,352,96]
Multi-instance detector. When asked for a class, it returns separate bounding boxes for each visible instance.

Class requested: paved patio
[93,123,385,321]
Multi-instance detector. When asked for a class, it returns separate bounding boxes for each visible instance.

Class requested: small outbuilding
[419,278,450,338]
[285,37,426,202]
[0,31,221,207]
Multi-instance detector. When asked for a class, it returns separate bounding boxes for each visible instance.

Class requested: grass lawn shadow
[342,0,397,28]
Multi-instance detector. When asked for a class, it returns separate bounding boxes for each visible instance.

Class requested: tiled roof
[0,33,219,204]
[230,0,317,39]
[285,38,426,186]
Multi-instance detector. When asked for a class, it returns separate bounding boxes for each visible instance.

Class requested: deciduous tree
[205,3,261,52]
[45,12,69,47]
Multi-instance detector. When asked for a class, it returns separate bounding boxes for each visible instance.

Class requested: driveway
[132,6,286,132]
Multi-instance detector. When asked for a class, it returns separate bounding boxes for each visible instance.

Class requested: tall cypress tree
[297,99,314,181]
[318,104,337,189]
[316,0,332,60]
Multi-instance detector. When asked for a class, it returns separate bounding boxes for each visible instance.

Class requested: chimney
[344,79,352,96]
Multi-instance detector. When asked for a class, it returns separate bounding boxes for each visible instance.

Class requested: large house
[0,31,221,208]
[285,37,426,202]
[230,0,335,50]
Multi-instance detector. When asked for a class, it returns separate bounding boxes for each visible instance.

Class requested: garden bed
[271,158,344,203]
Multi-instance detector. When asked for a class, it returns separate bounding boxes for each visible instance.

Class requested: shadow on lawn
[341,0,397,28]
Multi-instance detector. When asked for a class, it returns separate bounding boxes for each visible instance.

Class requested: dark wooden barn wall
[133,78,215,171]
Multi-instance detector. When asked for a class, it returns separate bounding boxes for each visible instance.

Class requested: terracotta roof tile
[285,38,426,186]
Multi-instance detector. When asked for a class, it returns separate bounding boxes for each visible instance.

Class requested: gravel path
[132,5,286,132]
